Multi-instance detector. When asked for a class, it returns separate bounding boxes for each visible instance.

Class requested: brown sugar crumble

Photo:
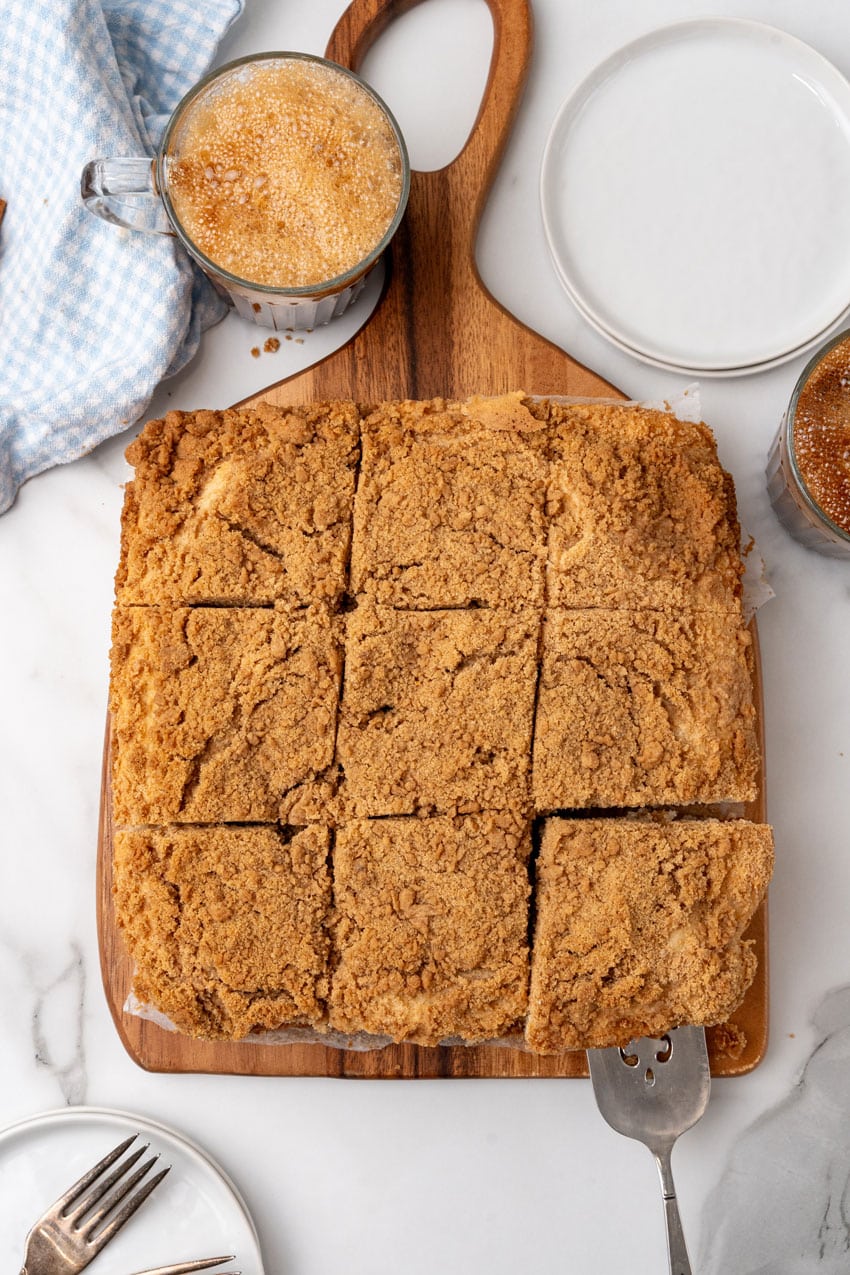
[109,392,771,1047]
[352,394,548,609]
[707,1020,748,1060]
[546,401,742,611]
[336,602,540,817]
[263,337,281,353]
[109,604,341,825]
[250,346,260,358]
[793,335,850,533]
[166,58,403,288]
[532,607,758,811]
[113,824,331,1039]
[526,818,773,1052]
[330,813,531,1044]
[116,401,359,607]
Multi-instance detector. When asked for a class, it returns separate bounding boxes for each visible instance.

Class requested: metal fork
[127,1263,240,1275]
[587,1026,711,1275]
[20,1134,171,1275]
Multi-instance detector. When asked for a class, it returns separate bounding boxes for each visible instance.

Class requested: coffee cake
[336,602,539,817]
[110,604,341,825]
[116,401,359,606]
[526,817,773,1052]
[329,813,531,1044]
[351,394,548,608]
[545,401,742,611]
[114,823,331,1039]
[109,393,770,1053]
[532,607,758,810]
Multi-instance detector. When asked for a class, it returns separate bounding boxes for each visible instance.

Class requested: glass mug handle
[80,157,174,235]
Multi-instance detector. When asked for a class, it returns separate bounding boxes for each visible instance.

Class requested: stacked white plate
[540,19,850,376]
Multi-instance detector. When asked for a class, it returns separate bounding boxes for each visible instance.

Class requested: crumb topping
[532,607,758,810]
[117,401,360,607]
[545,402,743,610]
[330,813,531,1044]
[110,393,769,1047]
[336,603,540,817]
[110,604,342,825]
[113,824,331,1039]
[352,395,548,608]
[526,818,773,1052]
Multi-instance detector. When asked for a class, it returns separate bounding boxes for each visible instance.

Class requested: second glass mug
[81,52,411,331]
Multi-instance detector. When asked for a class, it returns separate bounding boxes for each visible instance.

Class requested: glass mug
[766,327,850,559]
[81,52,410,331]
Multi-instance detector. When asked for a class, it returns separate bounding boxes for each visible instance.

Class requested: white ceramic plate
[540,19,850,374]
[0,1107,264,1275]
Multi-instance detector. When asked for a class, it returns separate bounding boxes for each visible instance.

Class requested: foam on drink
[793,335,850,535]
[165,58,405,289]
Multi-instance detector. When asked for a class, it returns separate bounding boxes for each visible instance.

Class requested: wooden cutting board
[97,0,769,1078]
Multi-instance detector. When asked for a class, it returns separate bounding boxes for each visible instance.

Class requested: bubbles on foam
[166,59,404,289]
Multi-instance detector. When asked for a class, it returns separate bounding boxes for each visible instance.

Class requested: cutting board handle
[325,0,532,279]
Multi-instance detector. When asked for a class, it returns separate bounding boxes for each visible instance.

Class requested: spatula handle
[654,1148,693,1275]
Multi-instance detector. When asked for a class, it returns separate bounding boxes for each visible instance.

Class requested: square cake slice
[526,817,774,1052]
[545,401,743,611]
[532,607,759,810]
[336,602,539,817]
[110,604,341,825]
[116,401,359,606]
[351,394,548,608]
[330,813,531,1044]
[114,824,331,1039]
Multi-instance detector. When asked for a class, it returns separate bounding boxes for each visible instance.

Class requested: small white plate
[540,19,850,374]
[0,1106,264,1275]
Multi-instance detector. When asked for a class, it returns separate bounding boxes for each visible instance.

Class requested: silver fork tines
[128,1262,240,1275]
[20,1134,171,1275]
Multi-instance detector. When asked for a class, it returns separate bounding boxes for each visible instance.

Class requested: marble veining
[701,987,850,1274]
[32,943,87,1107]
[2,942,88,1108]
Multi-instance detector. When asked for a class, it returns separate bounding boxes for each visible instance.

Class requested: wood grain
[237,0,621,409]
[96,0,769,1076]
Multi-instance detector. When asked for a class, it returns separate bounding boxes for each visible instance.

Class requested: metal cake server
[587,1026,711,1275]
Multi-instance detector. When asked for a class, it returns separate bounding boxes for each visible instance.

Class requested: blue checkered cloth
[0,0,244,514]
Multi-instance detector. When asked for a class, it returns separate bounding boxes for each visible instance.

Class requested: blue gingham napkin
[0,0,244,515]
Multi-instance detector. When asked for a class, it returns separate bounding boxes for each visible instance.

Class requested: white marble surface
[2,1,850,1271]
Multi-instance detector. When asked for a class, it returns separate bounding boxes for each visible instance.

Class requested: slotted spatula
[587,1026,711,1275]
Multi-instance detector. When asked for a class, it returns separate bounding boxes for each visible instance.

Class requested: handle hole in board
[359,0,493,172]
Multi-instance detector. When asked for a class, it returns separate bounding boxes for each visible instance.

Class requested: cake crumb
[337,603,539,817]
[250,346,260,358]
[707,1021,748,1060]
[114,824,331,1039]
[526,818,773,1052]
[263,337,281,353]
[330,813,531,1044]
[116,401,360,607]
[109,603,342,825]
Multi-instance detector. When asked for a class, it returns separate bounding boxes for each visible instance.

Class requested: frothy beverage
[165,57,405,289]
[793,335,850,535]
